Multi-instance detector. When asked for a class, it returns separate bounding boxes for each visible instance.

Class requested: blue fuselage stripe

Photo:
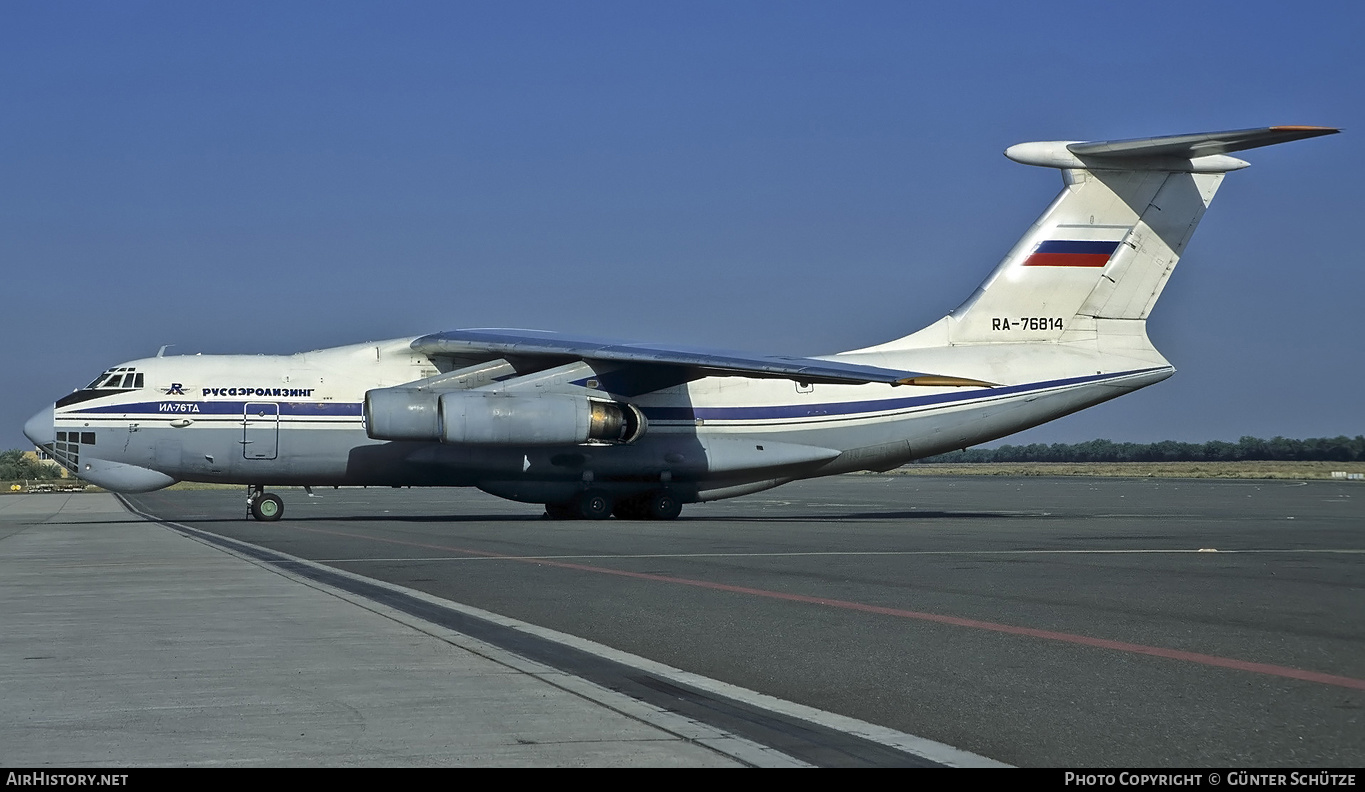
[67,401,364,416]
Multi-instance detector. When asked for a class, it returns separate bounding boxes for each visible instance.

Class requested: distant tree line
[0,449,65,480]
[917,436,1365,464]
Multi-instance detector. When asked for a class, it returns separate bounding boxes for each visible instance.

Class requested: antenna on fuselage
[156,345,173,358]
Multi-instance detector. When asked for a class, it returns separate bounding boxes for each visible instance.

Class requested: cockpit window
[83,369,145,391]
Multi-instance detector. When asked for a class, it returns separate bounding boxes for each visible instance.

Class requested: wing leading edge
[411,329,993,388]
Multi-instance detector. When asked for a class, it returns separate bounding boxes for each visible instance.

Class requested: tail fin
[871,126,1337,350]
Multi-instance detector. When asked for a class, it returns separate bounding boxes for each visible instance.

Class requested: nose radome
[23,406,55,447]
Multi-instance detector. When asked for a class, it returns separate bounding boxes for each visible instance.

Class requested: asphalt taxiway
[4,475,1362,766]
[0,487,995,767]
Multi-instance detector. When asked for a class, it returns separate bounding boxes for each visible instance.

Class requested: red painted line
[293,525,1365,692]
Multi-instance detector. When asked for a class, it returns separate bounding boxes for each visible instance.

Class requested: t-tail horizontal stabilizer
[1006,125,1339,172]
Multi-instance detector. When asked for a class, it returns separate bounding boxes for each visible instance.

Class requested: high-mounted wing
[411,329,992,388]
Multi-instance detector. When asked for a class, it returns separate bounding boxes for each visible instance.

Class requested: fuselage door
[243,402,280,460]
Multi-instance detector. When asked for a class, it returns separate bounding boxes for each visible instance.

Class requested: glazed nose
[23,406,55,447]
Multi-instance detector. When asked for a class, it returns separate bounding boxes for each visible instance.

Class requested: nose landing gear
[246,485,284,521]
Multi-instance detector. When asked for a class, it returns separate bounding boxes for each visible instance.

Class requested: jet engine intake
[364,389,441,441]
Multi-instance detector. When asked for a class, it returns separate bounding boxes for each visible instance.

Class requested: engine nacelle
[364,387,646,445]
[364,388,441,441]
[440,391,645,445]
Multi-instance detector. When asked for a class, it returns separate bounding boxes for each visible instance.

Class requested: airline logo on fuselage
[202,387,316,397]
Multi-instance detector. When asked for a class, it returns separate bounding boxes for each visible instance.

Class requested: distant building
[24,449,70,478]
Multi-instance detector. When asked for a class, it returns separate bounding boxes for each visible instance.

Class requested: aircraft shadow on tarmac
[156,513,532,525]
[32,518,151,526]
[730,510,1041,521]
[153,509,1040,525]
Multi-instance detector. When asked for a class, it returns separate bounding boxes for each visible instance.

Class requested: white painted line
[119,498,1008,768]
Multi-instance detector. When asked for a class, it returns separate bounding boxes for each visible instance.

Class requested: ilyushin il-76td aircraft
[25,126,1336,522]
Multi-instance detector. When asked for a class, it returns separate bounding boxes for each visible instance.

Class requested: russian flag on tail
[1023,240,1120,267]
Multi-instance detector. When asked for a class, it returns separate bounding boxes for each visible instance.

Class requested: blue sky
[3,1,1360,449]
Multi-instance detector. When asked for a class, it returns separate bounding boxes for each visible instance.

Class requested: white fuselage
[33,334,1171,503]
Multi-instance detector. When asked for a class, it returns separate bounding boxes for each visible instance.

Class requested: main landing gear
[246,485,284,522]
[544,490,682,521]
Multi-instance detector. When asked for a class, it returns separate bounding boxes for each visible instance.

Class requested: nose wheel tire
[250,492,284,522]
